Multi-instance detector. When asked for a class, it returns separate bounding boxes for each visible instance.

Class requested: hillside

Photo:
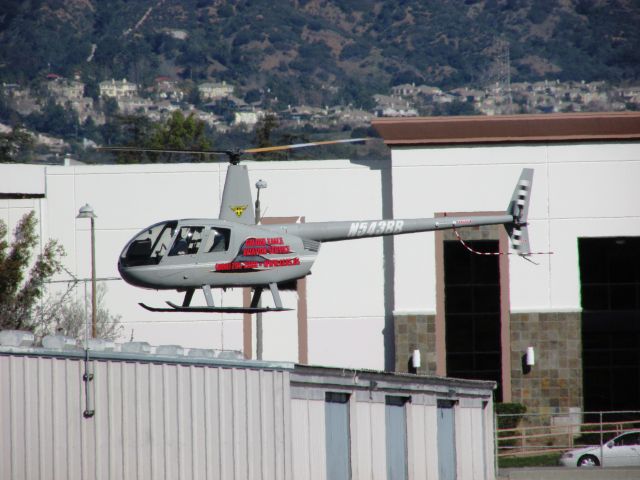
[1,0,639,108]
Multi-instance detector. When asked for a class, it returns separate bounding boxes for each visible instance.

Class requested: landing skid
[139,282,289,314]
[139,302,291,313]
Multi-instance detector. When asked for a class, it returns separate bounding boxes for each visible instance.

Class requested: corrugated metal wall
[407,401,439,480]
[0,355,292,480]
[2,353,496,480]
[290,388,495,480]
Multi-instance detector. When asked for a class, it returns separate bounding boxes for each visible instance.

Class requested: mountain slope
[1,0,639,107]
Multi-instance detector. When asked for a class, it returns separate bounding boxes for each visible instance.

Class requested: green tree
[26,99,80,138]
[0,211,65,331]
[0,125,33,162]
[187,86,203,108]
[108,115,156,163]
[101,96,119,119]
[253,112,279,148]
[145,110,212,162]
[252,113,287,160]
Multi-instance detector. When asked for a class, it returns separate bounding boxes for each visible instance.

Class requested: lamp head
[77,203,97,219]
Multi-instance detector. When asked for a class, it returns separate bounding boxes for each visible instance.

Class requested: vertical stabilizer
[506,168,534,255]
[219,164,255,224]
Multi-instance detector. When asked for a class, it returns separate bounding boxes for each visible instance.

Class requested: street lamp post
[255,179,267,224]
[77,204,97,339]
[254,180,267,360]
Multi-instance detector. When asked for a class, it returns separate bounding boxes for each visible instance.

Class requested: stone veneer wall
[394,314,437,374]
[510,312,583,414]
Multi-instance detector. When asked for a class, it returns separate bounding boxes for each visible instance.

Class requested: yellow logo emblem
[230,205,248,217]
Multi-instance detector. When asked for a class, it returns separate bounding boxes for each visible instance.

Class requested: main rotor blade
[243,137,368,154]
[96,137,369,163]
[96,146,232,156]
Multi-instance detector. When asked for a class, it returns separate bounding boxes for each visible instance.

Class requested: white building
[99,78,138,99]
[2,112,640,417]
[234,109,263,126]
[198,81,234,100]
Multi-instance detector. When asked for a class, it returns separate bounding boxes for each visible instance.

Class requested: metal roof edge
[290,364,496,394]
[372,112,640,146]
[0,346,295,371]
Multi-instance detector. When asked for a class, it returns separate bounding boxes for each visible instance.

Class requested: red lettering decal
[267,245,291,254]
[243,247,268,256]
[215,257,300,272]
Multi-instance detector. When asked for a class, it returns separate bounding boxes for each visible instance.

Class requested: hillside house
[198,81,234,100]
[99,78,138,99]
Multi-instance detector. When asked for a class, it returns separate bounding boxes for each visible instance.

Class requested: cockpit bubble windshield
[121,221,177,267]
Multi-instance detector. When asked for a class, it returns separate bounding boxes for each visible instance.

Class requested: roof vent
[187,348,216,359]
[42,334,80,351]
[121,341,151,354]
[216,350,243,360]
[156,345,185,356]
[0,330,35,347]
[87,338,115,352]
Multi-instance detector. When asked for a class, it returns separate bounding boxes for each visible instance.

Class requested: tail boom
[265,168,535,254]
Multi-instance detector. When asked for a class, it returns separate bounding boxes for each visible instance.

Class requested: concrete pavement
[498,467,640,479]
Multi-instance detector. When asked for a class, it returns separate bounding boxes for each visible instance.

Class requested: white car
[560,430,640,467]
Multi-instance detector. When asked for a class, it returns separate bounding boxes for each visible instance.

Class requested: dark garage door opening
[579,237,640,413]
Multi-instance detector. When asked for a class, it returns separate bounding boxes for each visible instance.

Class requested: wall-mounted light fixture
[407,348,421,374]
[522,346,535,374]
[411,349,421,369]
[526,346,535,366]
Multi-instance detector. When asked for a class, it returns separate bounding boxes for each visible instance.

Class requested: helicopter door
[196,227,232,263]
[166,226,205,259]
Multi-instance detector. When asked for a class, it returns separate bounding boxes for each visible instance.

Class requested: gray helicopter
[113,140,533,313]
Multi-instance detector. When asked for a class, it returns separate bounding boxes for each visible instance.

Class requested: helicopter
[108,140,534,313]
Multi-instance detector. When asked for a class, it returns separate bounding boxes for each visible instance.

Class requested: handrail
[495,410,640,458]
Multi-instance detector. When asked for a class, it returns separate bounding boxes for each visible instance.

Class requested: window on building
[325,392,351,480]
[385,396,409,480]
[579,237,640,413]
[444,240,502,400]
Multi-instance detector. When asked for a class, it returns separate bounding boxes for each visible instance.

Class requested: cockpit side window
[169,226,204,256]
[202,227,231,253]
[122,221,177,267]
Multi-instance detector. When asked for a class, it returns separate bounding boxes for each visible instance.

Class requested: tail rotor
[506,168,534,255]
